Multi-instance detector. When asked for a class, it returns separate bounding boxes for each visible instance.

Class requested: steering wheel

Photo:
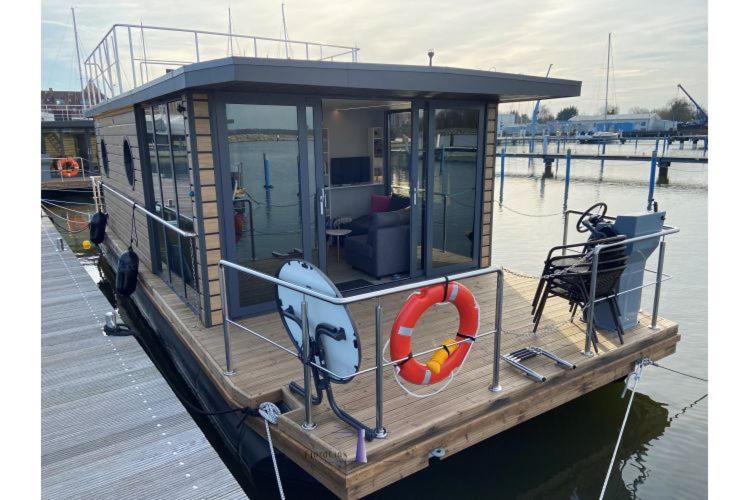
[576,202,608,233]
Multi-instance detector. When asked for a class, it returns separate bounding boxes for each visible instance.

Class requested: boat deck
[41,218,247,500]
[105,231,680,499]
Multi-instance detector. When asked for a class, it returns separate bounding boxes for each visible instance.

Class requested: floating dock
[102,228,681,499]
[40,217,246,499]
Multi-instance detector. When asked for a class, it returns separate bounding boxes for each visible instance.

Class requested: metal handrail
[217,260,504,434]
[571,211,679,354]
[97,181,197,239]
[83,23,360,106]
[216,207,679,434]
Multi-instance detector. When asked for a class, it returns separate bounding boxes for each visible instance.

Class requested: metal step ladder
[502,347,576,382]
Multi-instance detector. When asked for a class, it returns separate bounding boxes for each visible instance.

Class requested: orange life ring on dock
[56,157,80,178]
[390,282,479,385]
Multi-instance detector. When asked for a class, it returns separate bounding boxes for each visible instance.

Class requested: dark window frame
[100,139,109,176]
[123,138,135,187]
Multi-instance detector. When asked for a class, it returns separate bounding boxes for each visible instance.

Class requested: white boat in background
[578,130,621,144]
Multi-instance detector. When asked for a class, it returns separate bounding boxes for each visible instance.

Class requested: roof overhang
[86,57,581,117]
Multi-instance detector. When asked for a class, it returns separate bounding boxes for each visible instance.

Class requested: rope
[500,204,564,218]
[600,358,650,500]
[129,204,138,248]
[258,402,285,500]
[41,200,94,217]
[651,362,708,382]
[41,198,97,206]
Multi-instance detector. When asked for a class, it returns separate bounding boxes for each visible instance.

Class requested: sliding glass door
[216,95,324,315]
[424,102,484,274]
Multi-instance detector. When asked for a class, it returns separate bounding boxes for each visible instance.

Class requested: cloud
[41,0,707,113]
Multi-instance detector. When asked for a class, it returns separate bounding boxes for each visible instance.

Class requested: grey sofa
[343,194,411,237]
[344,208,410,278]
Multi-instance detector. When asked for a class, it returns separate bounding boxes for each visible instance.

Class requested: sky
[41,0,707,116]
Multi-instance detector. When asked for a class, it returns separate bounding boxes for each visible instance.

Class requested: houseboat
[84,24,681,498]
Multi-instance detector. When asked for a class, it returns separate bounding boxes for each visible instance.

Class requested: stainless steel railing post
[219,264,235,376]
[584,247,600,356]
[650,239,666,330]
[374,303,387,437]
[562,210,570,256]
[489,269,504,392]
[301,299,316,430]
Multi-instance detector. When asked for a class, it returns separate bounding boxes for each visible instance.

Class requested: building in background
[568,113,676,134]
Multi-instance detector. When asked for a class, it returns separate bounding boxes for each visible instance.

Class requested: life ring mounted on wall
[389,281,479,385]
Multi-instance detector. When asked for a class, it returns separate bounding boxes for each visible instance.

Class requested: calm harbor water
[43,150,707,499]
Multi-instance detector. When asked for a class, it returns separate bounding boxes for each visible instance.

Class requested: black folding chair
[531,235,627,315]
[532,241,628,351]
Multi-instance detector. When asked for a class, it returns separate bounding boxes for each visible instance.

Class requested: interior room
[322,98,412,291]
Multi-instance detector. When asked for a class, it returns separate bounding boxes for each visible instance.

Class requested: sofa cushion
[388,194,410,211]
[371,194,391,213]
[371,207,409,228]
[344,215,371,236]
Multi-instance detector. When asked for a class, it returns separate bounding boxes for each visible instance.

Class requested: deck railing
[217,261,504,434]
[216,207,678,434]
[41,156,99,182]
[96,180,201,312]
[560,209,680,354]
[83,24,360,106]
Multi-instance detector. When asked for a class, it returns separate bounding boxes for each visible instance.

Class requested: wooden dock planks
[103,228,680,498]
[40,218,247,500]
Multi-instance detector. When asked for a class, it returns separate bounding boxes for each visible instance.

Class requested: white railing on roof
[83,24,360,106]
[42,104,87,121]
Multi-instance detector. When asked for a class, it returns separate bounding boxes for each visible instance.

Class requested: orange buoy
[390,282,479,385]
[56,157,81,178]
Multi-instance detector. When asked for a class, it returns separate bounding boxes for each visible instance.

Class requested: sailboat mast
[228,7,234,56]
[604,32,611,122]
[281,2,290,59]
[71,7,85,107]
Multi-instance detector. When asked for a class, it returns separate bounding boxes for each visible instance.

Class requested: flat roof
[86,57,581,116]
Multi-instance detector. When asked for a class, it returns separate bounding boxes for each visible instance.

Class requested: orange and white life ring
[389,282,479,385]
[56,157,80,178]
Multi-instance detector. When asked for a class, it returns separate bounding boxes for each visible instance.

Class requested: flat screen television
[330,156,371,185]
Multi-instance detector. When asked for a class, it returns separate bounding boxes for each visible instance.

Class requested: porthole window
[100,139,109,176]
[123,139,134,187]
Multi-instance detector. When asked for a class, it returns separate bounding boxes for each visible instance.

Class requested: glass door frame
[213,92,326,317]
[384,104,425,278]
[422,99,486,277]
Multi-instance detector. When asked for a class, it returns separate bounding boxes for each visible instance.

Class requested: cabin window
[123,139,134,187]
[142,101,198,309]
[100,139,109,175]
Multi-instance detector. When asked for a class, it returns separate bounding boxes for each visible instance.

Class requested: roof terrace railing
[42,104,87,121]
[83,24,360,106]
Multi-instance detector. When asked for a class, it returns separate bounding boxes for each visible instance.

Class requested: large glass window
[226,103,301,309]
[430,107,480,269]
[143,100,198,308]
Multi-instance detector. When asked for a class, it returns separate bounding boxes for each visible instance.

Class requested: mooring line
[600,358,649,500]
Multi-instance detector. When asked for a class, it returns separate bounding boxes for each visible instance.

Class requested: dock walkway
[41,217,247,499]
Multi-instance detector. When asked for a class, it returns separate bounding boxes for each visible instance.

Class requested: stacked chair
[531,235,629,351]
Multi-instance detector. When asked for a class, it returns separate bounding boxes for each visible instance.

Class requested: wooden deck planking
[41,218,246,500]
[103,228,679,498]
